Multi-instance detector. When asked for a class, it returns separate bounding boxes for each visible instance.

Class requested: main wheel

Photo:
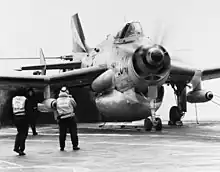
[155,118,162,131]
[144,118,153,131]
[169,106,182,125]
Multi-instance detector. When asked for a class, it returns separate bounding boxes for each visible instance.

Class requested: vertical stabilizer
[71,13,90,53]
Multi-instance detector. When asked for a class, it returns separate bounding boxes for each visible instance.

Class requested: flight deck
[1,121,220,172]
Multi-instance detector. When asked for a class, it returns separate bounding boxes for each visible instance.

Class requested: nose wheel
[144,118,153,131]
[144,117,162,131]
[155,118,162,131]
[144,99,162,131]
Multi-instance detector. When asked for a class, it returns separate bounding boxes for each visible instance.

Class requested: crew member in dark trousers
[12,88,29,156]
[55,86,80,151]
[26,88,38,136]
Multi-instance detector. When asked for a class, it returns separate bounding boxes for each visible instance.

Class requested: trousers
[29,110,38,134]
[14,119,29,152]
[58,117,78,149]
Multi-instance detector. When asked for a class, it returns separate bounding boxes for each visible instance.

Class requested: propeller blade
[151,18,174,48]
[151,18,194,66]
[170,48,194,65]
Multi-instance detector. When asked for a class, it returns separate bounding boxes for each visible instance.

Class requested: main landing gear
[144,99,162,131]
[168,106,183,126]
[168,83,187,126]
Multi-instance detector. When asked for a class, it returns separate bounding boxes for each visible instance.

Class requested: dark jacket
[26,95,38,123]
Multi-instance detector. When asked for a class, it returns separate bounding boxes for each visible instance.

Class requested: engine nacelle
[128,45,171,92]
[187,90,213,103]
[37,98,57,112]
[91,69,114,93]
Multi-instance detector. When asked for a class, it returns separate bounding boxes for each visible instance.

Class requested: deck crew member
[55,86,80,151]
[12,88,29,156]
[26,88,38,136]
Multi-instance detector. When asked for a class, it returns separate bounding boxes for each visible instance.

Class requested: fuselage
[79,23,166,122]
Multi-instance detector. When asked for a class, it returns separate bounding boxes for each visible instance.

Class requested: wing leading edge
[0,65,107,89]
[169,61,220,84]
[201,67,220,81]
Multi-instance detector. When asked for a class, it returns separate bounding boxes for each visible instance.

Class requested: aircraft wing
[15,61,81,71]
[169,62,195,83]
[169,61,220,84]
[0,65,107,89]
[201,67,220,81]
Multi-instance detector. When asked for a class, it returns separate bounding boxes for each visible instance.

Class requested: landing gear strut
[143,86,163,131]
[168,83,186,126]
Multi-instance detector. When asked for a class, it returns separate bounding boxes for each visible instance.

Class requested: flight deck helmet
[60,86,69,94]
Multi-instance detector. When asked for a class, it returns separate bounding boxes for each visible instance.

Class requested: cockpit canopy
[115,22,143,43]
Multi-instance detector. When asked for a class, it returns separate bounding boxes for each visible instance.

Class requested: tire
[155,118,162,131]
[144,118,153,131]
[169,106,181,124]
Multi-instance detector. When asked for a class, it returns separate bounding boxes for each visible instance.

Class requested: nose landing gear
[144,117,162,131]
[144,99,162,131]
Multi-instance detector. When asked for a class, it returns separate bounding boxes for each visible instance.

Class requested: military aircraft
[1,13,219,131]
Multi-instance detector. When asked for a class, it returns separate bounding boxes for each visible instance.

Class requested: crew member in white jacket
[55,86,80,151]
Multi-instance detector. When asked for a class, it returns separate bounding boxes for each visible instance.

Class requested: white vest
[12,96,26,116]
[56,97,74,119]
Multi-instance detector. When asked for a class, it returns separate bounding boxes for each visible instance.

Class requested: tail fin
[71,13,91,53]
[39,48,46,75]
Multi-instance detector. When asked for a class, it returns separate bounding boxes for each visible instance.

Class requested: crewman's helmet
[60,86,69,94]
[27,87,35,97]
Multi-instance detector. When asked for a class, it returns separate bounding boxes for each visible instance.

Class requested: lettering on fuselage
[111,59,133,92]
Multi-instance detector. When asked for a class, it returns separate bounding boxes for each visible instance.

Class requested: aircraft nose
[147,48,164,66]
[131,45,170,76]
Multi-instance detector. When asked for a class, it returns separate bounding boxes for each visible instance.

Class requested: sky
[0,0,220,120]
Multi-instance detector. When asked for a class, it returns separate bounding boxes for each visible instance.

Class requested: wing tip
[14,68,22,71]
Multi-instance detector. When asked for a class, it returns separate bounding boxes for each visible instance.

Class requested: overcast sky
[0,0,220,119]
[0,0,219,64]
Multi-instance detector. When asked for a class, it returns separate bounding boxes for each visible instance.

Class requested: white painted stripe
[186,133,220,138]
[1,139,220,148]
[0,160,23,167]
[2,131,218,138]
[0,165,77,170]
[0,132,134,137]
[0,132,184,138]
[85,141,220,148]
